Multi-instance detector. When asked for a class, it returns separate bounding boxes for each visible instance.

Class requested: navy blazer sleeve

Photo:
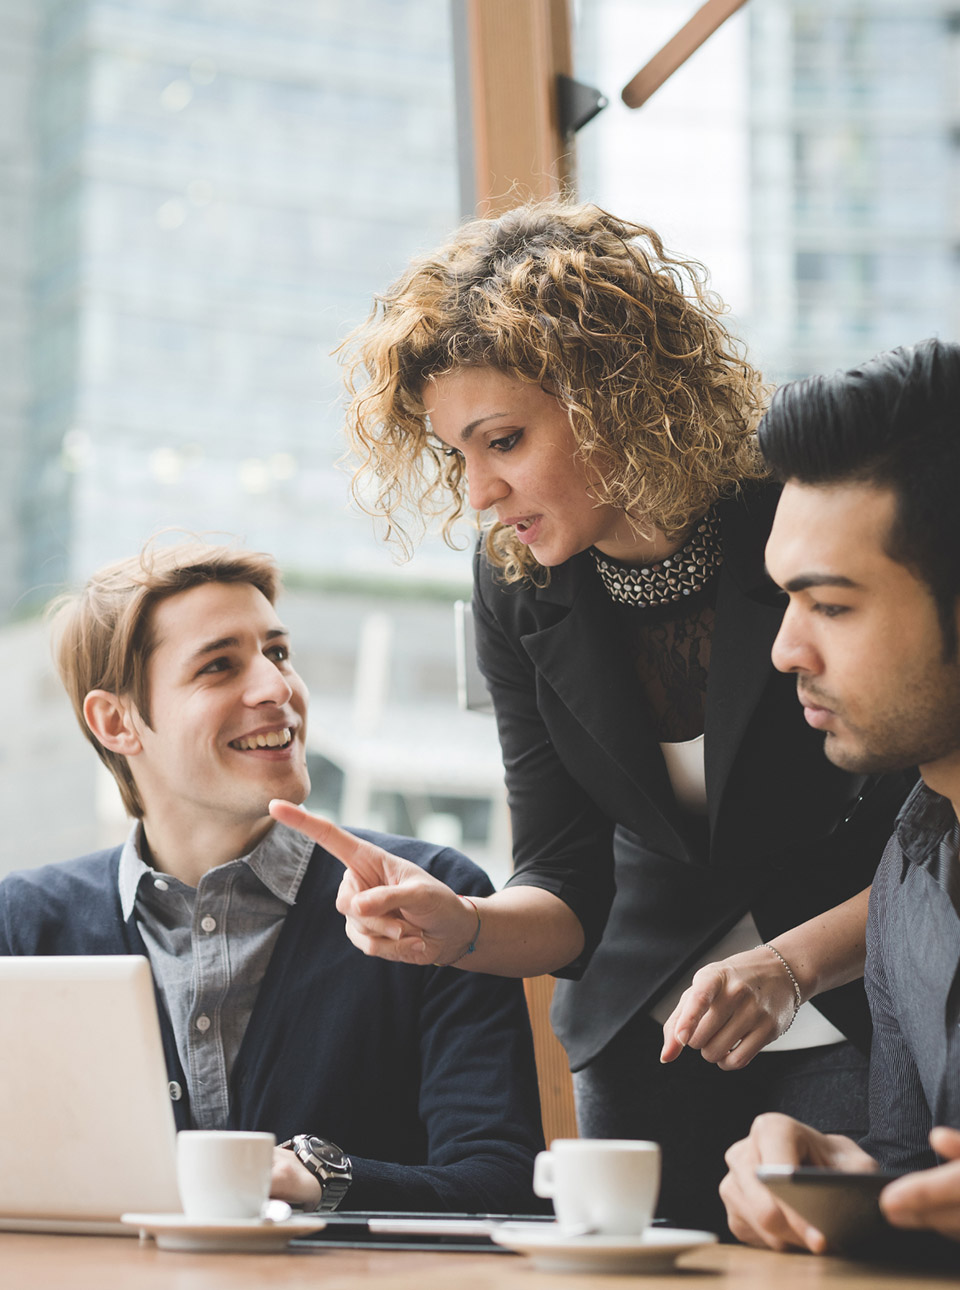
[473,550,616,966]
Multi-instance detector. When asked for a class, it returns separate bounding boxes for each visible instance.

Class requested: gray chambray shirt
[862,780,960,1173]
[119,820,314,1129]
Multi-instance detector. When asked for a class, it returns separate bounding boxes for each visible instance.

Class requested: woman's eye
[490,431,521,453]
[442,446,463,459]
[267,644,290,663]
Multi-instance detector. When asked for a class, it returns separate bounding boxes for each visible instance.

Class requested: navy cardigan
[0,831,545,1213]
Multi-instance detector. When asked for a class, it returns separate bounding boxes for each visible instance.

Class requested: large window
[3,0,957,875]
[1,0,493,873]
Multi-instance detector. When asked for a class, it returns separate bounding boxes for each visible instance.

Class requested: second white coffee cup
[533,1138,661,1236]
[176,1130,276,1220]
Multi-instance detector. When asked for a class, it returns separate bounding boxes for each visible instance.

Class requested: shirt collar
[118,822,150,921]
[243,821,314,904]
[117,819,314,920]
[895,780,960,886]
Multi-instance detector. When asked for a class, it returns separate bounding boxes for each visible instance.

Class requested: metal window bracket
[557,73,608,137]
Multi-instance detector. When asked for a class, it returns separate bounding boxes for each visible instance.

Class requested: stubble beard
[816,677,960,777]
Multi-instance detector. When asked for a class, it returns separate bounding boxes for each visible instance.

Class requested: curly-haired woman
[272,202,912,1233]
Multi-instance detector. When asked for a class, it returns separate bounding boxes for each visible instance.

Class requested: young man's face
[766,480,960,782]
[128,580,310,836]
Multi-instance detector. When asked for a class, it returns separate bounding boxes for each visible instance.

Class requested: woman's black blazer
[473,483,914,1069]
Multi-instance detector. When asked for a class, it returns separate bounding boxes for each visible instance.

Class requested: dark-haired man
[0,542,543,1215]
[720,337,960,1249]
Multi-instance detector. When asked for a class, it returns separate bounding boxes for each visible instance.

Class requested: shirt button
[200,915,217,932]
[195,1014,211,1033]
[168,1081,183,1101]
[153,878,169,892]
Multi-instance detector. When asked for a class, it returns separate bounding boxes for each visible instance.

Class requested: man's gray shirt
[862,780,960,1173]
[119,821,314,1129]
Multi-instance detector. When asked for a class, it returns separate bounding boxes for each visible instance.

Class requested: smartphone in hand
[755,1165,954,1265]
[756,1165,896,1250]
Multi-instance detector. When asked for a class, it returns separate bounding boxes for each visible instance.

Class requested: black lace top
[596,564,719,744]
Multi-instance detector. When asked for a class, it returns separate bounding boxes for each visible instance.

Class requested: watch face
[306,1137,348,1169]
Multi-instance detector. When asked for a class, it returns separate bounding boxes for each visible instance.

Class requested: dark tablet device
[755,1166,956,1266]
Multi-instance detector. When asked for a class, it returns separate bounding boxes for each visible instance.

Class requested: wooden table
[1,1232,955,1289]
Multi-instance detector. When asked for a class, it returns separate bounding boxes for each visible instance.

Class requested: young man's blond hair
[48,541,280,818]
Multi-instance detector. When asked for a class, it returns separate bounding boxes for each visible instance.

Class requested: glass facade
[0,0,38,618]
[748,0,960,379]
[575,0,960,383]
[15,0,467,617]
[1,0,484,873]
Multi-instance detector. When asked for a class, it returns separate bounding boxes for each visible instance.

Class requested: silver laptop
[0,955,180,1233]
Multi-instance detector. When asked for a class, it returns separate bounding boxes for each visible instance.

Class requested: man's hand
[880,1126,960,1241]
[270,1147,322,1208]
[661,946,802,1069]
[720,1113,876,1252]
[269,800,478,966]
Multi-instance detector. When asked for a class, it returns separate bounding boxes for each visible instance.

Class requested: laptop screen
[0,955,180,1226]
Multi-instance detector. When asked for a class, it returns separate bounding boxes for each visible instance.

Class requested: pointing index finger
[672,972,723,1045]
[268,800,388,887]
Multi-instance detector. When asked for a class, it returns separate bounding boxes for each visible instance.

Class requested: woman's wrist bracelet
[434,896,482,968]
[758,942,803,1032]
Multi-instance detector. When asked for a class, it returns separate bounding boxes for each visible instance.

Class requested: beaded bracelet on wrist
[758,942,803,1033]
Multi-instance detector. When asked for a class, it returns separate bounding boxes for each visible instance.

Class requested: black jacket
[474,484,914,1068]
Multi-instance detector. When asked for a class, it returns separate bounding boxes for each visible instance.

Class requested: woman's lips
[511,515,542,545]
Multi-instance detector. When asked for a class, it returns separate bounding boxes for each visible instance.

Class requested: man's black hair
[757,338,960,657]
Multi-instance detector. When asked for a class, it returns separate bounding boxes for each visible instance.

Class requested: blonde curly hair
[343,200,770,584]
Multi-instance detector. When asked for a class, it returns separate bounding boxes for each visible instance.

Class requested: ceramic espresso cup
[533,1138,661,1235]
[176,1130,276,1220]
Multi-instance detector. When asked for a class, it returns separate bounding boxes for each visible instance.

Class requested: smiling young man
[0,542,543,1215]
[719,338,960,1250]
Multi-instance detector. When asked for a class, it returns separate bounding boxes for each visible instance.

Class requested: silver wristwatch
[279,1134,352,1211]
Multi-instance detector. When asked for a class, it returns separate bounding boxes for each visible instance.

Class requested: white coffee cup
[176,1130,276,1220]
[533,1138,660,1235]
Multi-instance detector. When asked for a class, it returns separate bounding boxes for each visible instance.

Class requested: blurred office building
[0,0,506,874]
[3,0,464,623]
[748,0,960,379]
[576,0,960,383]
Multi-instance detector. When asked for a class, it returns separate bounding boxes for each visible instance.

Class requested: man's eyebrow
[776,573,862,593]
[186,627,289,664]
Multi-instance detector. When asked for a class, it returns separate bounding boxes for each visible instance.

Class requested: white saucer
[121,1212,327,1253]
[490,1222,717,1273]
